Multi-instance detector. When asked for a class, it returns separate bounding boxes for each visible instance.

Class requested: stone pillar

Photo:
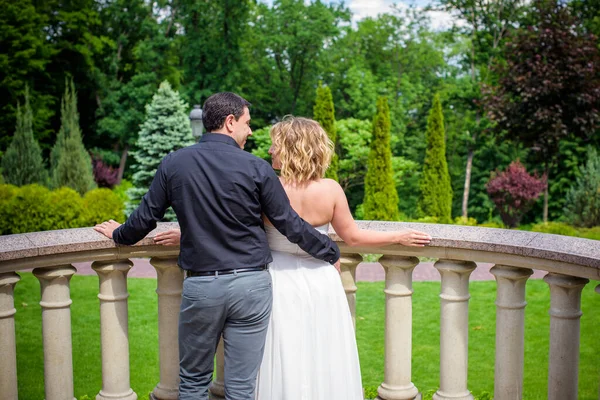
[0,272,20,400]
[150,257,184,400]
[92,260,137,400]
[340,253,362,329]
[433,259,476,400]
[544,273,588,400]
[490,265,533,400]
[209,338,225,400]
[376,255,420,400]
[33,266,77,400]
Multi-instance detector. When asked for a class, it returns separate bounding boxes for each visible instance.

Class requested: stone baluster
[92,260,137,400]
[209,338,225,400]
[340,253,362,328]
[376,255,420,400]
[544,273,588,400]
[33,266,77,400]
[433,259,476,400]
[490,265,533,400]
[0,272,20,400]
[150,257,184,400]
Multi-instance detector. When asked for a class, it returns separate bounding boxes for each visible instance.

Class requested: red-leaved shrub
[486,161,546,228]
[92,156,119,189]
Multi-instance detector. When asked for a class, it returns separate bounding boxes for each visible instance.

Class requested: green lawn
[13,273,600,400]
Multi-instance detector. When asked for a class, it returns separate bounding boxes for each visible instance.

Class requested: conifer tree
[313,83,338,181]
[51,79,96,195]
[1,87,48,186]
[363,97,399,221]
[127,81,195,220]
[419,94,452,222]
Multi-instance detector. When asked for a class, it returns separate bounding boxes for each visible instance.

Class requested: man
[94,92,340,400]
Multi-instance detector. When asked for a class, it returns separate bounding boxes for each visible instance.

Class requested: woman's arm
[329,181,431,247]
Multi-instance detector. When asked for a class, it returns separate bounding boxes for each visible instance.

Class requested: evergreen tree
[1,87,48,186]
[419,94,453,222]
[313,83,338,181]
[362,97,399,221]
[127,81,195,220]
[51,79,96,195]
[564,148,600,228]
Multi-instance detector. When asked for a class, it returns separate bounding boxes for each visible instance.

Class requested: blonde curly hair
[270,116,333,185]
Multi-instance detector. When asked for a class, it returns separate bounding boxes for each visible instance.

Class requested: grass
[13,273,600,400]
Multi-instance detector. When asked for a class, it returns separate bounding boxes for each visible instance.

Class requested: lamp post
[189,105,204,141]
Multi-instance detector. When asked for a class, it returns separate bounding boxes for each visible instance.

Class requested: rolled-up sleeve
[113,159,170,245]
[258,164,340,264]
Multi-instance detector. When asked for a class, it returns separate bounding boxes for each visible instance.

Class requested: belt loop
[233,269,238,276]
[215,270,219,278]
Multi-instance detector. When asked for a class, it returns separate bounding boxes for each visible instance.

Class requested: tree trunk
[543,163,549,224]
[117,145,129,185]
[462,148,474,218]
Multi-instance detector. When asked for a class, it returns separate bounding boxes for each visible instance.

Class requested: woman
[155,117,431,399]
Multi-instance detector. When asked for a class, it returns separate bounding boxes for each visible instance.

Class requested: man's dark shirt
[113,133,340,271]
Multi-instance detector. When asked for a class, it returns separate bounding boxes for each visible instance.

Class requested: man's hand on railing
[94,220,122,240]
[154,229,181,246]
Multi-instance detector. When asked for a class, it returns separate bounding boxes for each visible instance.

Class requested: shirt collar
[200,133,241,149]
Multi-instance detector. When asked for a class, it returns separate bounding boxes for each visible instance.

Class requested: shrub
[0,184,17,234]
[6,184,53,233]
[564,148,600,228]
[531,221,578,237]
[82,188,125,226]
[418,93,452,223]
[113,179,133,205]
[314,82,338,181]
[486,161,546,228]
[578,226,600,241]
[46,187,85,230]
[363,97,400,221]
[92,156,119,188]
[454,216,478,226]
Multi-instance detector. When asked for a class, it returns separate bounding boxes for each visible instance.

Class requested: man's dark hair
[202,92,251,132]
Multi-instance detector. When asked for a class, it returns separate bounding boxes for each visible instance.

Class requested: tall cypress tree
[313,82,338,181]
[127,81,195,220]
[1,87,48,186]
[419,93,452,222]
[51,79,96,195]
[363,97,399,221]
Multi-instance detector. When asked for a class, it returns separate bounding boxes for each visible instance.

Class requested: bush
[564,148,600,228]
[92,156,119,188]
[531,221,578,237]
[578,226,600,241]
[82,188,125,226]
[0,184,126,234]
[454,216,478,226]
[113,179,133,205]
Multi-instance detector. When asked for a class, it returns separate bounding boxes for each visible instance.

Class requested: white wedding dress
[256,224,363,400]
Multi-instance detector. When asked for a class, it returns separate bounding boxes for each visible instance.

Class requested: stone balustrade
[0,221,598,400]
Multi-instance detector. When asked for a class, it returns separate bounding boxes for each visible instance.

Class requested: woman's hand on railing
[154,229,181,246]
[94,220,122,239]
[395,229,432,247]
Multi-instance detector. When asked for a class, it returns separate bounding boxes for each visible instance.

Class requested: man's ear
[224,114,235,133]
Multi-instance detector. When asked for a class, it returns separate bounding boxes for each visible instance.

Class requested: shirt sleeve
[113,159,171,245]
[258,164,340,264]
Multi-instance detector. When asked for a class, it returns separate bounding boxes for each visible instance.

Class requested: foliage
[530,221,578,237]
[486,161,546,228]
[484,1,600,220]
[92,156,119,188]
[363,97,400,221]
[51,79,96,195]
[112,179,133,205]
[313,83,338,181]
[0,184,125,234]
[418,94,452,223]
[127,81,194,219]
[249,126,272,162]
[1,87,48,186]
[564,148,600,228]
[337,119,372,213]
[81,188,125,225]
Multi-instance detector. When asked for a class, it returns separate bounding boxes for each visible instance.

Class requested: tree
[419,94,452,222]
[127,81,195,219]
[1,87,48,186]
[313,83,338,181]
[51,79,96,195]
[362,97,399,221]
[564,148,600,228]
[487,161,546,228]
[485,1,600,222]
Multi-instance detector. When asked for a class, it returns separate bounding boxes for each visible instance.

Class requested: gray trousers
[178,269,273,400]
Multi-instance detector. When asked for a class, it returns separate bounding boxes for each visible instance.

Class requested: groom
[94,92,340,400]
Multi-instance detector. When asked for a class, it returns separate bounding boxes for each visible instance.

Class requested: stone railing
[0,221,598,400]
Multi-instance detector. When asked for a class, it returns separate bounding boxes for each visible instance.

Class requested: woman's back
[280,178,337,227]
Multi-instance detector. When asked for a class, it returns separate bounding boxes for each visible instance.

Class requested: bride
[155,116,431,399]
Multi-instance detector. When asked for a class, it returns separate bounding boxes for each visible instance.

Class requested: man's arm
[112,160,171,245]
[258,164,340,264]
